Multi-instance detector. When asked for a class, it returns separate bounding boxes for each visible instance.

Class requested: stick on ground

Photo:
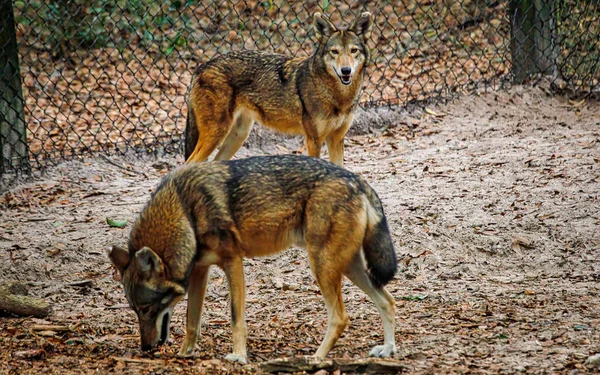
[259,357,410,374]
[0,282,52,317]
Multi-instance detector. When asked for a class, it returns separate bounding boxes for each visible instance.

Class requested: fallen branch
[0,282,52,318]
[30,324,71,332]
[259,357,410,374]
[112,356,164,365]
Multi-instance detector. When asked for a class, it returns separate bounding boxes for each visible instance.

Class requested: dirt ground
[1,86,599,374]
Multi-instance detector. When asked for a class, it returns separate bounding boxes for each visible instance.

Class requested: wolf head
[109,245,186,351]
[313,12,374,86]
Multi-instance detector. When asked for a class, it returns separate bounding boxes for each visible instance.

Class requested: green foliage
[14,0,191,56]
[106,218,127,228]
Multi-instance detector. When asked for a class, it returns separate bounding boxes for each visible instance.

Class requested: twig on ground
[99,154,145,176]
[111,356,164,364]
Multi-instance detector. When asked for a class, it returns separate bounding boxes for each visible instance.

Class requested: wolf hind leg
[308,253,348,359]
[305,239,355,358]
[185,87,234,163]
[344,253,396,358]
[214,112,254,161]
[304,193,366,358]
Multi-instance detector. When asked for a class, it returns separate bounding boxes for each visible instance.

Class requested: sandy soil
[1,86,599,374]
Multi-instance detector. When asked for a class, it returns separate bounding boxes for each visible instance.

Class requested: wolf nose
[341,67,352,75]
[141,344,153,351]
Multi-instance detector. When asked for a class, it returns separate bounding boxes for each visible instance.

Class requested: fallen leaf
[569,98,585,107]
[425,107,445,117]
[106,218,128,228]
[512,234,533,252]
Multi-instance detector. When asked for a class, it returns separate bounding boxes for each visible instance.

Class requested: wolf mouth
[338,74,352,85]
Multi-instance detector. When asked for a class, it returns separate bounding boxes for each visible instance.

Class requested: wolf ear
[109,245,130,275]
[313,13,336,41]
[350,12,373,41]
[135,247,164,279]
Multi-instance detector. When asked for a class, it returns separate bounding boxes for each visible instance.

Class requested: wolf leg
[214,113,254,161]
[186,124,228,163]
[223,256,248,364]
[306,245,349,359]
[325,115,352,167]
[305,136,323,159]
[179,265,210,357]
[344,253,396,357]
[185,86,234,163]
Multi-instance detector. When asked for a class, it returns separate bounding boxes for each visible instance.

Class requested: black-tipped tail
[363,201,397,288]
[184,105,198,160]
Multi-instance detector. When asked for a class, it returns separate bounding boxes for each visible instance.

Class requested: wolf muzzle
[337,66,353,85]
[140,308,173,351]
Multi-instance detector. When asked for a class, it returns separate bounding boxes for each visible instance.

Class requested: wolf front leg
[223,256,248,364]
[179,265,210,357]
[305,137,322,160]
[302,119,323,160]
[325,116,353,167]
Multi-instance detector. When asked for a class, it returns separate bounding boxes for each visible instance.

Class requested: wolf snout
[338,67,353,85]
[141,344,154,351]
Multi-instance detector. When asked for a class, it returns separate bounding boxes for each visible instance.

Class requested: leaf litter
[0,86,599,374]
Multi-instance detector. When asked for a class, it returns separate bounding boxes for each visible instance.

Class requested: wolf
[184,12,373,167]
[109,155,397,363]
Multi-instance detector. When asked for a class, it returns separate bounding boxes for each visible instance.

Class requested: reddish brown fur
[184,12,373,167]
[109,155,397,362]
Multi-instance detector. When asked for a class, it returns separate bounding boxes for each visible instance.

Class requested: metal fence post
[0,0,29,175]
[510,0,557,83]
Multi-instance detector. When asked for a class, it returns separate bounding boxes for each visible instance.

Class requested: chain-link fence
[0,0,599,178]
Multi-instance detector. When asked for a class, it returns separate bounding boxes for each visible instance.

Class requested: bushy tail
[362,185,397,288]
[184,104,199,161]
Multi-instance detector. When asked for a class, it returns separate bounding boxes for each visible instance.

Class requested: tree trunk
[510,0,557,83]
[0,0,29,175]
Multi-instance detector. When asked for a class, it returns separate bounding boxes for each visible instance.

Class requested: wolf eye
[330,49,339,55]
[351,47,359,54]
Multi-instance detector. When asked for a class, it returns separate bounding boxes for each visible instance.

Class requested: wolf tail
[184,103,199,161]
[362,183,397,288]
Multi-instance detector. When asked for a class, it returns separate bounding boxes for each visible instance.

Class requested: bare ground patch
[1,86,599,374]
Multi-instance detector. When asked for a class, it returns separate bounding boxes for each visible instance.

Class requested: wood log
[0,282,52,317]
[259,357,410,374]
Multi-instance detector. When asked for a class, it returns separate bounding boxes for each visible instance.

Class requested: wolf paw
[225,353,248,364]
[177,342,198,358]
[177,348,194,358]
[368,343,397,358]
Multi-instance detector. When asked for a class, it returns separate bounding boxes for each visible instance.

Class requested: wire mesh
[0,0,598,177]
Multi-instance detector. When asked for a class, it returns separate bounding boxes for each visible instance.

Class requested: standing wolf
[185,12,373,166]
[109,155,397,363]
